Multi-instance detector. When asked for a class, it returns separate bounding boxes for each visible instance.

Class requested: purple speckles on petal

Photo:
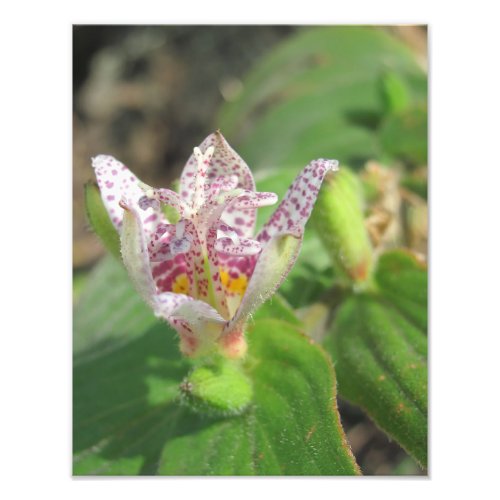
[257,158,338,243]
[215,236,261,256]
[144,213,158,224]
[155,223,170,236]
[92,154,160,232]
[138,195,160,211]
[179,132,261,237]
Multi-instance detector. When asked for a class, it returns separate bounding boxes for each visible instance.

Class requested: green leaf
[324,250,428,467]
[73,256,157,354]
[375,250,428,332]
[160,319,360,475]
[74,257,360,475]
[252,292,301,326]
[84,182,121,259]
[379,106,428,166]
[380,71,411,114]
[218,26,426,171]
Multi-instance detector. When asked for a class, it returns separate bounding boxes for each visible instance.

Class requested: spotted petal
[180,131,258,237]
[201,189,278,240]
[257,159,339,243]
[223,159,339,337]
[215,235,262,256]
[156,188,189,218]
[92,154,166,236]
[120,200,158,309]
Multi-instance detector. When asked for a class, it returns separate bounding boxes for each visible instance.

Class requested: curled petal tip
[312,158,339,173]
[286,223,303,239]
[91,154,108,169]
[325,158,340,171]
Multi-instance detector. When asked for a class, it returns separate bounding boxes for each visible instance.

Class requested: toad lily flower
[92,132,338,358]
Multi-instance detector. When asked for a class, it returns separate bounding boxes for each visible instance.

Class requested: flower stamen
[193,145,215,211]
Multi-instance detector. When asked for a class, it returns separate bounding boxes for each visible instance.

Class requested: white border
[2,1,500,498]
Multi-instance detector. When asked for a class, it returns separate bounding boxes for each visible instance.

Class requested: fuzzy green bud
[179,360,253,417]
[312,167,373,284]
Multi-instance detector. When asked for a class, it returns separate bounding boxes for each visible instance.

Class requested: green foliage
[379,106,428,165]
[73,256,157,354]
[324,251,428,467]
[159,319,360,475]
[375,250,428,331]
[74,257,359,475]
[380,71,411,114]
[218,26,427,171]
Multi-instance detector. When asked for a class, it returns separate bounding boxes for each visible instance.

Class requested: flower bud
[179,360,253,416]
[311,167,373,284]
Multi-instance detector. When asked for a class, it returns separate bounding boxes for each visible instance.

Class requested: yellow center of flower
[220,270,248,296]
[172,273,190,295]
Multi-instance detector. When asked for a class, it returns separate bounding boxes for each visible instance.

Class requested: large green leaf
[218,26,426,171]
[159,318,359,475]
[74,257,360,475]
[73,256,157,354]
[324,250,427,467]
[379,106,428,166]
[374,250,428,332]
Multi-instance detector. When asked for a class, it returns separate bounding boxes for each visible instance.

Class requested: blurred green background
[73,25,427,475]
